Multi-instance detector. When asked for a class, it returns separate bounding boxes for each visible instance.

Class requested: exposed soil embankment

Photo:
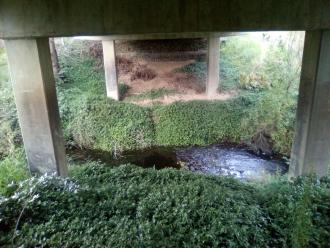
[89,39,236,105]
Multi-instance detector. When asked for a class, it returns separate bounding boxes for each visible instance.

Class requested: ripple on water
[175,145,288,180]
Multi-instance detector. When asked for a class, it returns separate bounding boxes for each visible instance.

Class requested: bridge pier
[102,40,119,101]
[4,38,68,176]
[290,30,330,177]
[206,37,220,96]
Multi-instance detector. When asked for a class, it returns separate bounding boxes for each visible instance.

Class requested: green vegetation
[0,34,303,160]
[179,33,303,155]
[66,96,155,153]
[153,98,247,146]
[0,163,329,247]
[180,59,207,89]
[56,37,300,156]
[54,41,249,154]
[0,149,28,195]
[0,47,7,83]
[0,34,329,248]
[220,36,263,91]
[119,82,130,99]
[127,88,176,101]
[0,47,20,157]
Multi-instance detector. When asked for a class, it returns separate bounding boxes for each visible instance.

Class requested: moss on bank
[0,163,329,247]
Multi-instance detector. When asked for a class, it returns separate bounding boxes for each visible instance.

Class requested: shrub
[257,176,330,248]
[0,163,329,247]
[66,95,155,154]
[153,98,248,146]
[240,33,303,155]
[220,36,262,91]
[241,88,297,155]
[0,164,268,247]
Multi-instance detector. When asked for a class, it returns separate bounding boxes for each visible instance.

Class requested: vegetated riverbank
[62,92,292,159]
[0,162,329,247]
[56,38,297,159]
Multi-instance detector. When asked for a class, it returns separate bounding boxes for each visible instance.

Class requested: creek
[69,143,288,180]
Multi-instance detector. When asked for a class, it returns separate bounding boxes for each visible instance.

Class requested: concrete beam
[102,40,119,100]
[290,30,330,177]
[1,0,330,39]
[74,32,241,41]
[4,38,68,176]
[206,37,220,96]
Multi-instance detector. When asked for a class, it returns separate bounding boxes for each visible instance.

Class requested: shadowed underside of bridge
[0,0,330,177]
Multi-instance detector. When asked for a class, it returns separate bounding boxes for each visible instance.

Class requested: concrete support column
[206,37,220,96]
[5,38,68,176]
[102,40,119,100]
[290,30,330,177]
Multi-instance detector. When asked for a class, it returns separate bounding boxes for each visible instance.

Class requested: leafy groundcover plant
[0,163,329,248]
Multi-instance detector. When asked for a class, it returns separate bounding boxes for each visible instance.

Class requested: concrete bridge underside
[1,0,330,177]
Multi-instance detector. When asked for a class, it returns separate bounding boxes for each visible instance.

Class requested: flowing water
[70,144,288,180]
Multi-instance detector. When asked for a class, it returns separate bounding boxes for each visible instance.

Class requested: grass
[0,149,29,195]
[0,162,329,247]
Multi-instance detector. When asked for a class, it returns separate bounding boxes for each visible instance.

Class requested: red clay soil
[116,55,237,106]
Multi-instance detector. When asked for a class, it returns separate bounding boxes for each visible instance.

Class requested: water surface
[69,144,288,180]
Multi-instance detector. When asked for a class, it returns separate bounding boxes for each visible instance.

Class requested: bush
[66,95,155,154]
[153,98,248,146]
[0,164,267,247]
[257,176,330,248]
[220,36,262,91]
[240,33,303,155]
[0,163,329,247]
[241,88,297,155]
[180,60,207,81]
